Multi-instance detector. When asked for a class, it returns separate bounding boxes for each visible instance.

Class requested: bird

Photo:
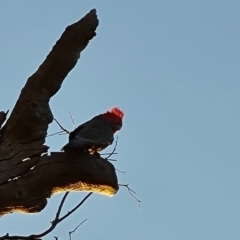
[61,107,124,154]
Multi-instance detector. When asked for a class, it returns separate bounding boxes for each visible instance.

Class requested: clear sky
[0,1,240,239]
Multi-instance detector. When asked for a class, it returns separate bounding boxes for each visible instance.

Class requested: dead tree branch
[0,152,117,215]
[68,112,76,129]
[119,184,141,206]
[69,219,87,240]
[0,9,119,217]
[53,118,70,134]
[105,136,118,160]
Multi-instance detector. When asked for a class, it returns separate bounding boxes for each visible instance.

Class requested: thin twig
[119,184,141,207]
[58,192,92,223]
[69,112,76,129]
[54,192,69,221]
[100,152,118,155]
[105,136,118,160]
[58,132,69,136]
[69,219,87,240]
[47,130,66,138]
[54,118,70,134]
[106,159,117,162]
[115,168,127,175]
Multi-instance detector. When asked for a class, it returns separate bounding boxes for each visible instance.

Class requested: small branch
[105,136,118,160]
[101,153,118,155]
[68,112,76,129]
[0,192,69,239]
[69,219,87,240]
[0,192,92,239]
[115,168,127,175]
[58,192,92,223]
[107,159,117,162]
[54,192,69,222]
[46,130,66,138]
[58,132,69,136]
[54,118,70,134]
[119,184,141,207]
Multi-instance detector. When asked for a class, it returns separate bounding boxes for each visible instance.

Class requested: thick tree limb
[0,9,119,216]
[0,152,118,215]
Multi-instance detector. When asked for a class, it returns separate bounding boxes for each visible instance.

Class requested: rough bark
[0,9,119,216]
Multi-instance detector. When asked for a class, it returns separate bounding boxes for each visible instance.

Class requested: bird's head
[102,107,124,132]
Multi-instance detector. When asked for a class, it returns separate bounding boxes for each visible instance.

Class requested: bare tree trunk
[0,9,118,217]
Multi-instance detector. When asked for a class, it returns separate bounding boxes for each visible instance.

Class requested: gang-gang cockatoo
[61,107,124,154]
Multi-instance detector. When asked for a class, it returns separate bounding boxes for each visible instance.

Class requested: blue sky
[0,1,240,239]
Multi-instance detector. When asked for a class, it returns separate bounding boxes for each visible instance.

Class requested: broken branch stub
[0,9,119,216]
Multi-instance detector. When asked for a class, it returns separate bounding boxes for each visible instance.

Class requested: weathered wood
[0,9,119,216]
[0,111,8,129]
[0,152,118,215]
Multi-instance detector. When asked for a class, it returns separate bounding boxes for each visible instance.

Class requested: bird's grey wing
[66,118,114,148]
